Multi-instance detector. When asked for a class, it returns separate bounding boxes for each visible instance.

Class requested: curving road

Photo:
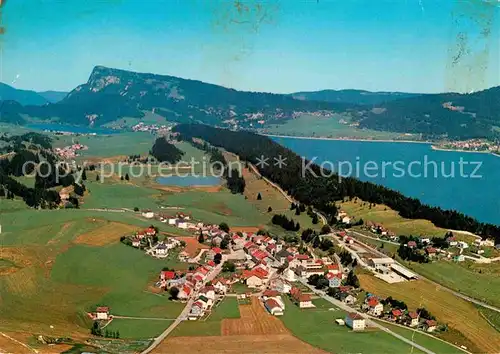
[299,279,437,354]
[347,229,500,314]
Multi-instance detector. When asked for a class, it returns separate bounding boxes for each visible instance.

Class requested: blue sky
[1,0,499,93]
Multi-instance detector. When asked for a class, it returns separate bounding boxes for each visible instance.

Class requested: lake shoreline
[262,133,500,157]
[261,133,431,145]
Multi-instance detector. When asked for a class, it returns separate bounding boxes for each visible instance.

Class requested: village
[53,143,89,159]
[85,206,463,338]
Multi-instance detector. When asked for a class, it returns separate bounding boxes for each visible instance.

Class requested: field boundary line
[372,318,472,354]
[0,332,38,353]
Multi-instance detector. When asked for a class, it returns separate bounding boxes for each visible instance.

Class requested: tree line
[173,124,500,244]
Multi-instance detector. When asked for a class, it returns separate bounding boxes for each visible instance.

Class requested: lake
[156,175,221,187]
[28,123,118,135]
[272,137,500,225]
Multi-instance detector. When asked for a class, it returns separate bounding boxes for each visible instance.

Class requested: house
[131,238,141,248]
[146,227,156,236]
[199,286,216,300]
[265,298,284,316]
[457,241,469,249]
[262,289,280,300]
[96,306,110,320]
[160,270,175,281]
[178,285,192,300]
[270,278,292,294]
[326,264,340,275]
[391,309,403,321]
[142,210,155,219]
[425,319,437,332]
[177,221,188,229]
[155,243,168,256]
[408,312,419,327]
[275,249,292,264]
[420,237,431,244]
[345,313,365,331]
[246,275,264,288]
[407,241,417,248]
[446,236,457,246]
[340,294,357,305]
[425,247,437,257]
[213,278,229,294]
[297,294,313,308]
[178,251,190,262]
[290,287,314,308]
[189,302,204,319]
[366,297,383,316]
[168,218,178,225]
[453,255,465,262]
[282,268,296,282]
[212,236,223,247]
[326,273,342,288]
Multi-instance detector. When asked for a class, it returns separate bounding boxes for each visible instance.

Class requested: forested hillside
[356,86,500,139]
[174,124,500,243]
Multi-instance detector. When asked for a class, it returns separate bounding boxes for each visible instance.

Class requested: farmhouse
[96,306,110,320]
[408,312,419,327]
[199,286,216,300]
[160,270,175,281]
[189,302,204,319]
[142,210,155,219]
[425,320,437,332]
[391,309,403,321]
[326,272,342,288]
[178,285,192,300]
[131,238,141,247]
[290,287,314,308]
[425,247,437,257]
[265,298,284,316]
[446,236,457,246]
[365,297,383,316]
[326,264,340,275]
[213,278,229,294]
[457,241,469,249]
[345,313,365,331]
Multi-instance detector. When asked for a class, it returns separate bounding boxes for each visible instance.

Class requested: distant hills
[0,66,351,128]
[355,87,500,139]
[0,66,499,140]
[291,89,423,105]
[37,91,68,103]
[0,82,49,106]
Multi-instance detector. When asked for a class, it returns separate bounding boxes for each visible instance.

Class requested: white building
[457,241,469,249]
[345,313,365,331]
[95,307,110,320]
[142,211,154,219]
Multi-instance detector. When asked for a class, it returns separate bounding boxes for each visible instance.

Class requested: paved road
[347,230,500,314]
[299,279,436,354]
[113,316,176,321]
[140,262,224,354]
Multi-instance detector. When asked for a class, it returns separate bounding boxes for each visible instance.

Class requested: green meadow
[279,297,444,354]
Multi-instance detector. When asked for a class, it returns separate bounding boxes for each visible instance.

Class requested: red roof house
[161,270,175,280]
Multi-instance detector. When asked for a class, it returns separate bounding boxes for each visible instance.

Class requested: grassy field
[338,199,448,237]
[279,297,427,354]
[260,114,406,140]
[158,189,268,228]
[0,190,188,339]
[374,321,465,354]
[478,307,500,332]
[403,260,500,309]
[171,297,240,337]
[53,132,155,158]
[358,273,500,353]
[350,228,399,253]
[103,319,174,339]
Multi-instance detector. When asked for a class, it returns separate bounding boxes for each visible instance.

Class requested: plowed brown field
[155,334,327,353]
[221,298,287,335]
[153,298,326,354]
